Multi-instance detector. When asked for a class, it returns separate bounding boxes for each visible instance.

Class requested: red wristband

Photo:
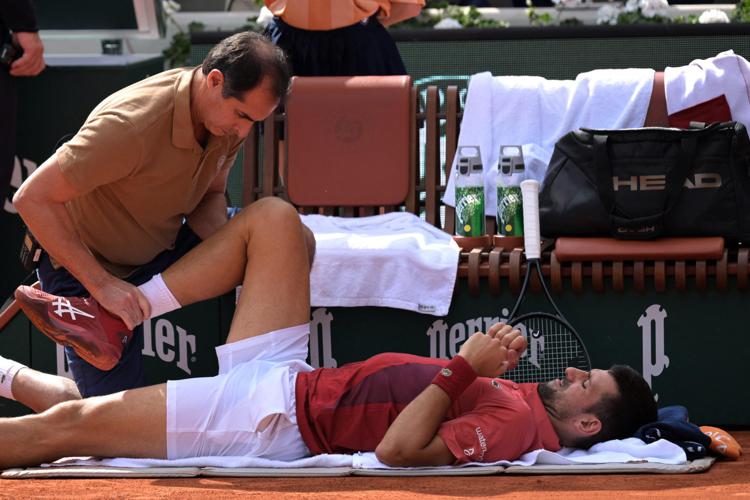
[431,355,477,401]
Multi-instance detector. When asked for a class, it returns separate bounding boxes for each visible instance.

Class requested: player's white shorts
[166,323,313,460]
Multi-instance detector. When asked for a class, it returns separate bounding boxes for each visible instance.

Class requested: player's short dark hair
[202,31,291,102]
[571,364,657,449]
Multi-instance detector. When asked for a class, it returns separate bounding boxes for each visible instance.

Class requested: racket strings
[505,315,590,384]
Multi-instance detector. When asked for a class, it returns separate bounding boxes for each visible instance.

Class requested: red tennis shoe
[14,285,133,371]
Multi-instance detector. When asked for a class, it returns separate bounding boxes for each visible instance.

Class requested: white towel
[45,454,353,469]
[353,438,686,469]
[302,212,460,316]
[45,437,685,469]
[443,68,654,215]
[665,49,750,130]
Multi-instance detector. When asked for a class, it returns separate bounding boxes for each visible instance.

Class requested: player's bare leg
[161,197,312,342]
[0,383,166,468]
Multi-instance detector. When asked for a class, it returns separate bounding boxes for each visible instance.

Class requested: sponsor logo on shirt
[474,426,488,461]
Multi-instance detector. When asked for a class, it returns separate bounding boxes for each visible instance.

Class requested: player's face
[538,368,619,420]
[202,70,279,140]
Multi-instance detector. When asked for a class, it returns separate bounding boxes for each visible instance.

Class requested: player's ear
[574,414,602,437]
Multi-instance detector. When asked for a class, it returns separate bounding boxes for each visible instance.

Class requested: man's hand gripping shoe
[14,286,133,371]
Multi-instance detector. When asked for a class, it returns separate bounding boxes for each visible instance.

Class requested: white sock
[0,356,27,400]
[138,274,182,319]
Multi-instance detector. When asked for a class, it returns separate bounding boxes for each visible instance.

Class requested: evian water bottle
[454,146,485,237]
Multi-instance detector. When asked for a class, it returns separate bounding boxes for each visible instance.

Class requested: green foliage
[559,17,584,25]
[526,5,556,26]
[733,0,750,22]
[394,5,508,29]
[448,6,509,27]
[163,21,205,68]
[241,18,267,32]
[525,0,585,27]
[616,11,672,24]
[672,14,700,24]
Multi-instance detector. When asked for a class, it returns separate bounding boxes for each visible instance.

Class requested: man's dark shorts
[37,209,240,397]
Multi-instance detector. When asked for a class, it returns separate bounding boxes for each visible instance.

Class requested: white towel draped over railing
[442,67,656,215]
[302,212,460,317]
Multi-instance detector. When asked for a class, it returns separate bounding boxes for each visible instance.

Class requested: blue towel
[634,405,710,460]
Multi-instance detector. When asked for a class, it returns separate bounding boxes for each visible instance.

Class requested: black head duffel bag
[539,122,750,241]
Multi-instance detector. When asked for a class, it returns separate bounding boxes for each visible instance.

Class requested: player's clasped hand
[458,323,527,378]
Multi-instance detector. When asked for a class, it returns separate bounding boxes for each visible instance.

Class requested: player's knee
[247,197,302,233]
[42,399,87,437]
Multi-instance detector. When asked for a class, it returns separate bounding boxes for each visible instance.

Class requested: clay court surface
[0,431,745,499]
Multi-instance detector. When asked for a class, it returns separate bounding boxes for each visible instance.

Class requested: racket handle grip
[520,179,541,259]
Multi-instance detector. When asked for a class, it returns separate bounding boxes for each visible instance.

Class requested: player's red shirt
[295,353,560,463]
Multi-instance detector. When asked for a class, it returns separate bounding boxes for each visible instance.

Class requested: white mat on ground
[442,68,654,215]
[302,213,460,316]
[1,438,713,478]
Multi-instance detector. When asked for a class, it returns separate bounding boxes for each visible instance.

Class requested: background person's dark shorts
[264,16,407,77]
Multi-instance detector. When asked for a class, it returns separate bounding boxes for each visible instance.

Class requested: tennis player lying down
[2,198,657,468]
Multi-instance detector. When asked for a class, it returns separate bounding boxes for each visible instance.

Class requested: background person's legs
[162,197,312,343]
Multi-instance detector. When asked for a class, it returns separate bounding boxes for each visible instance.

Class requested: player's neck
[547,414,575,447]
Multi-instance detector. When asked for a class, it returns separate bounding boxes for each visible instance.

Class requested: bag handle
[593,133,697,239]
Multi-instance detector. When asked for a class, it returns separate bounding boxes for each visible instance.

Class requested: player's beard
[537,379,573,420]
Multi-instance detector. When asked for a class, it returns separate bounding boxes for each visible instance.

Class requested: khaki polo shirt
[56,67,243,277]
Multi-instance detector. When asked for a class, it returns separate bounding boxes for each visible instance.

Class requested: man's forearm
[185,192,228,240]
[17,201,111,293]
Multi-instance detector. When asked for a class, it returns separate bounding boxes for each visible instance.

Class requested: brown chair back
[285,76,412,208]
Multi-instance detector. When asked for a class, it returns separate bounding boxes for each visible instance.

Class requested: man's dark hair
[571,364,658,449]
[201,31,291,102]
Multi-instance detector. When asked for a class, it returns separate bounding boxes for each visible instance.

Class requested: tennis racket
[502,179,591,383]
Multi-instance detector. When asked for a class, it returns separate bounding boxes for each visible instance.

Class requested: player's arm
[184,155,233,240]
[12,154,150,329]
[376,325,527,466]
